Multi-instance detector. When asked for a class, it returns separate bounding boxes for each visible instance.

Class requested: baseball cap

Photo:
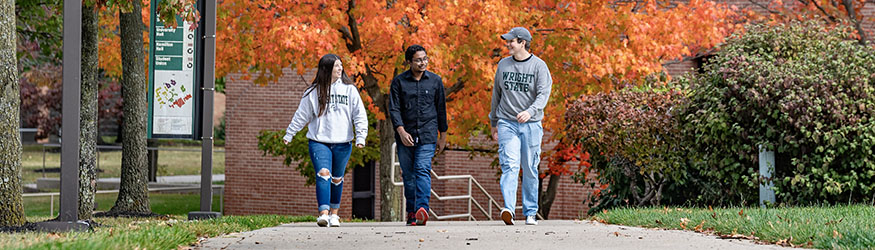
[500,27,532,42]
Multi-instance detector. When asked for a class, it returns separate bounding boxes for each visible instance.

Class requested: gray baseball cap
[500,27,532,42]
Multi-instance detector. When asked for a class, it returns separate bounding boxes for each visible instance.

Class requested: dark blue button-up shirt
[389,70,448,146]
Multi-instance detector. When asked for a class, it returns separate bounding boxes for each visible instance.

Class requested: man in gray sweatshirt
[489,27,552,226]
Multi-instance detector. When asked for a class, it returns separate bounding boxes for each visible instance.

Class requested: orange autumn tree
[217,0,739,220]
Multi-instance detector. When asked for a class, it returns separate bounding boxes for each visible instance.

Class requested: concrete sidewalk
[196,220,788,250]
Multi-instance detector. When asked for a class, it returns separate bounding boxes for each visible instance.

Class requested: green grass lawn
[592,205,875,249]
[1,215,313,250]
[3,192,313,250]
[20,145,225,185]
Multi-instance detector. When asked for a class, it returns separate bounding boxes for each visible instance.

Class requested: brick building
[222,1,875,221]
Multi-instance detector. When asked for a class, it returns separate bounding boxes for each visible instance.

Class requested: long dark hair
[305,54,354,117]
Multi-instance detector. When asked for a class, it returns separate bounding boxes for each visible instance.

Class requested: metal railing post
[42,145,46,178]
[468,177,472,221]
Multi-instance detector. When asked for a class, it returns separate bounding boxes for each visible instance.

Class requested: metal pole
[199,0,217,212]
[759,145,776,207]
[41,145,46,178]
[468,178,472,221]
[189,0,220,220]
[59,0,82,222]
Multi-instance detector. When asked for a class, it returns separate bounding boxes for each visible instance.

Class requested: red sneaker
[406,212,416,226]
[415,207,428,226]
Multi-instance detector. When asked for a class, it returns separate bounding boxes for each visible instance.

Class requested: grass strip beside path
[2,215,314,250]
[592,205,875,249]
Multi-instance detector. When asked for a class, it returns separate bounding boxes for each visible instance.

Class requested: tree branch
[444,79,465,102]
[747,0,782,14]
[842,0,869,44]
[343,0,362,52]
[807,0,838,22]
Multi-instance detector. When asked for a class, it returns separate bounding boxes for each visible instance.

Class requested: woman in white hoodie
[283,54,368,227]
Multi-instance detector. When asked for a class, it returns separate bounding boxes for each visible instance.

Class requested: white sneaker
[500,208,514,225]
[329,214,340,227]
[316,214,330,227]
[526,215,538,225]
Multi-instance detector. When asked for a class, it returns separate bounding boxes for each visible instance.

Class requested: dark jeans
[397,143,436,213]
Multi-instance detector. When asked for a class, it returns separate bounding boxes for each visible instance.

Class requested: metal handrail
[390,142,505,221]
[22,185,224,217]
[33,143,225,179]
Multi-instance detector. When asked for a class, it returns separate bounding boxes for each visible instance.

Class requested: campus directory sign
[148,2,201,139]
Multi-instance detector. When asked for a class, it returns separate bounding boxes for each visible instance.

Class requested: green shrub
[680,20,875,205]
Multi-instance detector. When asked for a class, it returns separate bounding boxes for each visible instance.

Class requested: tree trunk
[378,118,402,221]
[78,2,99,220]
[109,0,151,214]
[0,0,26,227]
[538,173,561,219]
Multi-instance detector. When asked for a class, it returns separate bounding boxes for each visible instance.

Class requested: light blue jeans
[308,140,352,212]
[497,119,543,217]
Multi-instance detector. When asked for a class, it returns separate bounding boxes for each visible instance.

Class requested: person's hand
[516,111,531,123]
[356,144,364,148]
[491,127,498,141]
[283,139,290,144]
[437,133,446,153]
[397,127,414,147]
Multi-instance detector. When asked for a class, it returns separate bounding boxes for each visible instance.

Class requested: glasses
[412,57,429,64]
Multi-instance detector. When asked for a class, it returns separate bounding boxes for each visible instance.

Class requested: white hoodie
[283,79,368,145]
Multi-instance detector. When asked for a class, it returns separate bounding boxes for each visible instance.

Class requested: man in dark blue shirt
[389,44,447,226]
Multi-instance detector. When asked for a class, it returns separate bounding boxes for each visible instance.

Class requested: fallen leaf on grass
[775,237,793,247]
[679,218,690,229]
[718,233,758,240]
[693,220,705,232]
[825,218,844,226]
[738,209,744,216]
[46,233,63,240]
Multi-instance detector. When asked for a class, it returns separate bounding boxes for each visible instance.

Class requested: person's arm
[351,87,368,147]
[488,66,503,129]
[283,91,315,143]
[388,77,404,130]
[524,63,553,119]
[489,65,503,140]
[435,77,447,151]
[435,77,448,134]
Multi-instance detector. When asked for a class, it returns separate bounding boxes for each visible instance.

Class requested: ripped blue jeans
[308,140,352,212]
